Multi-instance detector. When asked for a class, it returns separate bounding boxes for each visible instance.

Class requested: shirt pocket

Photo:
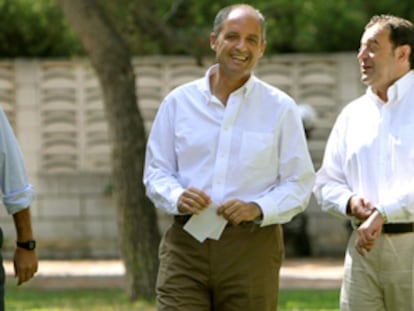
[397,125,414,159]
[239,131,275,169]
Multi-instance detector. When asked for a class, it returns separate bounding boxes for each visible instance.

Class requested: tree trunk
[58,0,160,301]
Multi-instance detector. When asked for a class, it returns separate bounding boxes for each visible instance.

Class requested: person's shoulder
[253,77,294,102]
[165,77,204,98]
[342,93,370,114]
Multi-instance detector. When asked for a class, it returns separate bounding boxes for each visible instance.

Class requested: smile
[232,55,248,62]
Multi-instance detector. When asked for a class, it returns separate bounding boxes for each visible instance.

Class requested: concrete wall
[0,54,365,258]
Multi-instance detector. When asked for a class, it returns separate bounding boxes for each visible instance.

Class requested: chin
[360,75,370,84]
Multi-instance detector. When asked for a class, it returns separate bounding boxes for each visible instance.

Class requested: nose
[235,38,248,50]
[357,46,368,60]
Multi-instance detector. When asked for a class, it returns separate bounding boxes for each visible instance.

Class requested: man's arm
[12,208,38,285]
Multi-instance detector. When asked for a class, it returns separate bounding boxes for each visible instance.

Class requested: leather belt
[382,222,414,234]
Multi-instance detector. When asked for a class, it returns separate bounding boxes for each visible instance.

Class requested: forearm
[257,171,315,226]
[12,208,34,242]
[313,167,354,220]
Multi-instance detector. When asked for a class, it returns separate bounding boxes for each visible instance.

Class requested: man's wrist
[346,195,354,216]
[374,206,388,223]
[249,202,263,222]
[16,239,36,250]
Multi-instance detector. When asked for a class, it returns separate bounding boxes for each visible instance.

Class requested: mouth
[231,55,248,62]
[361,63,372,73]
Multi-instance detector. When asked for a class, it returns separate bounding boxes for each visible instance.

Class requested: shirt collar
[199,64,256,103]
[367,70,414,105]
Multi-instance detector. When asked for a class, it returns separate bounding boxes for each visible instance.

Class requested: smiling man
[314,15,414,311]
[144,4,315,311]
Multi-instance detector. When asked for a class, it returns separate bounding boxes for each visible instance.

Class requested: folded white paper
[183,203,228,243]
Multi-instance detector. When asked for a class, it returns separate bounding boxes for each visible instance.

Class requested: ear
[396,44,411,63]
[210,32,217,51]
[259,40,267,58]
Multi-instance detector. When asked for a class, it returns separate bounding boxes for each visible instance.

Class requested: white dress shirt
[144,65,315,227]
[314,70,414,224]
[0,107,35,214]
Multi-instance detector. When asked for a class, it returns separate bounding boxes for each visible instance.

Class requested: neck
[210,67,249,105]
[375,88,389,102]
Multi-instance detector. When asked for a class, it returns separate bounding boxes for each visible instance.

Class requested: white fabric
[314,70,414,224]
[341,231,414,311]
[0,107,34,214]
[144,65,315,227]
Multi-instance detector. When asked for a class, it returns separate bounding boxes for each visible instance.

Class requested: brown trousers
[156,220,284,311]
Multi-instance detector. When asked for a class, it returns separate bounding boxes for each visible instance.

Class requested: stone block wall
[0,54,364,258]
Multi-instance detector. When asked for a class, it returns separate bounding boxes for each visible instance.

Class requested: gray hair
[212,4,266,42]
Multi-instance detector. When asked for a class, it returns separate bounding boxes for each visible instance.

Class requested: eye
[225,33,239,41]
[248,37,259,44]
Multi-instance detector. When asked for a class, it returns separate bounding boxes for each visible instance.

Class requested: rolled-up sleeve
[0,108,35,214]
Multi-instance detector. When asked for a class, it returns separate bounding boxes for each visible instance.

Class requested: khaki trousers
[156,221,284,311]
[341,231,414,311]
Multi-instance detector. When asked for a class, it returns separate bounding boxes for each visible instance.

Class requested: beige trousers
[341,230,414,311]
[156,221,284,311]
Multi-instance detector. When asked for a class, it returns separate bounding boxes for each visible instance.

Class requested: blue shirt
[0,107,34,214]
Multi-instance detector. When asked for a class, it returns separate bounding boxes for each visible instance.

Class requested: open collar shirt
[0,107,34,215]
[144,65,315,226]
[314,70,414,224]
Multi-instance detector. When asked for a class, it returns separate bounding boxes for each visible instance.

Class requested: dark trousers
[0,227,4,311]
[157,221,284,311]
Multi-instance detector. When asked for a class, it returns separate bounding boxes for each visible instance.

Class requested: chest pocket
[239,132,275,169]
[397,125,414,159]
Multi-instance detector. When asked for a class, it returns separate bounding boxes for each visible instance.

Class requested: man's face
[210,7,266,80]
[357,23,399,92]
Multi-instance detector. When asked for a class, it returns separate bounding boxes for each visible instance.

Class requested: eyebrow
[361,38,380,46]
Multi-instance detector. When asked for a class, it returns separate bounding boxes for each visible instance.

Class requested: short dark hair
[366,15,414,69]
[212,4,266,42]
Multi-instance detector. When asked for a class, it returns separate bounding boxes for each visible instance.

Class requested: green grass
[279,289,340,310]
[5,284,340,311]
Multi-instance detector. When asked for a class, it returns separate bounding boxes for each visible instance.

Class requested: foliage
[5,282,340,310]
[0,0,83,57]
[2,0,414,58]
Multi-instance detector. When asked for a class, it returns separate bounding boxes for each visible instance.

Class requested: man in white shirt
[143,4,315,311]
[0,107,37,311]
[314,15,414,311]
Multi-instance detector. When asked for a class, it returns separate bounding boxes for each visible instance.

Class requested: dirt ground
[4,257,344,290]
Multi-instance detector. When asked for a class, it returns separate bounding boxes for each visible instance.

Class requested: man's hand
[177,187,211,215]
[348,195,375,220]
[14,248,38,285]
[355,209,384,256]
[217,200,261,226]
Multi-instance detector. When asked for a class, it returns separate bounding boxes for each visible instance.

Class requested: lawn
[5,284,340,311]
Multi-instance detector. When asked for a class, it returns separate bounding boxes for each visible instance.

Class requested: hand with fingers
[177,187,211,215]
[355,209,385,256]
[14,248,38,285]
[217,200,262,226]
[347,195,375,221]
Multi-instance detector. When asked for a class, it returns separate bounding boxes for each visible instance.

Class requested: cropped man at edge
[0,107,37,311]
[143,4,315,311]
[314,15,414,311]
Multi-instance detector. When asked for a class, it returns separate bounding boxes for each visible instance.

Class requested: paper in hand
[183,203,228,243]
